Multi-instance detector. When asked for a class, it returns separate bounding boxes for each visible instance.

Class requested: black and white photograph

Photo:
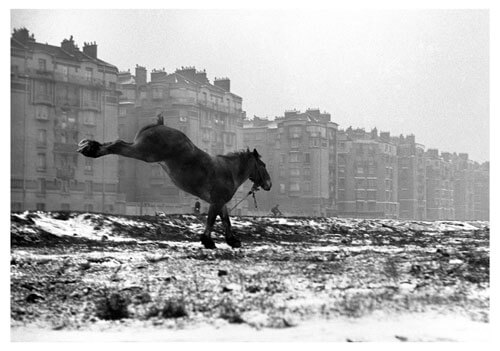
[8,3,493,343]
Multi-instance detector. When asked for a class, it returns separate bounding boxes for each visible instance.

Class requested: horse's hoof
[226,237,241,248]
[200,235,216,249]
[77,139,101,158]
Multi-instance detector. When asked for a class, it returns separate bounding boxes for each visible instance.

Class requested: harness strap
[229,185,259,213]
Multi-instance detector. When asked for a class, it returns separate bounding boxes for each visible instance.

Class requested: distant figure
[271,204,283,217]
[194,200,201,215]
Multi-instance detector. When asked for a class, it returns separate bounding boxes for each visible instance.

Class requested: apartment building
[397,135,427,220]
[337,128,399,218]
[243,109,338,216]
[11,28,124,213]
[116,66,246,214]
[425,149,455,220]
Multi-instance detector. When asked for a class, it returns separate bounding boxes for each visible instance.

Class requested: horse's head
[248,148,272,191]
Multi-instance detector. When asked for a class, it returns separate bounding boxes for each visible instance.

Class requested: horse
[77,114,272,249]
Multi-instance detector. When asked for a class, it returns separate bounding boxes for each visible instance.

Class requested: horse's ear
[253,148,261,158]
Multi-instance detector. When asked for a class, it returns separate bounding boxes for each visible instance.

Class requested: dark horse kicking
[77,114,272,249]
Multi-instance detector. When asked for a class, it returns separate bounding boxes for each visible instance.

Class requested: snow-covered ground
[10,211,490,342]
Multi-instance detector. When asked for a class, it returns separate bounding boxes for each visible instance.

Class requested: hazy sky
[11,9,489,162]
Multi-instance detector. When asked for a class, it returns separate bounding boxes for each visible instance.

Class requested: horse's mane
[218,149,253,160]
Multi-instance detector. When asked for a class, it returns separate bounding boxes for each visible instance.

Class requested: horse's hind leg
[220,205,241,248]
[77,139,155,162]
[200,204,218,249]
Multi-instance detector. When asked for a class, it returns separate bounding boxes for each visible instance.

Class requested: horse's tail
[157,113,164,125]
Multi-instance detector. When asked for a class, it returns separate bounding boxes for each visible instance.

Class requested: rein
[229,184,259,213]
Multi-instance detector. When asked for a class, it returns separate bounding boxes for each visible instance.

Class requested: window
[84,204,94,212]
[280,154,286,164]
[119,107,127,117]
[38,58,47,71]
[289,126,302,138]
[304,181,311,193]
[85,158,93,172]
[85,67,93,81]
[302,153,310,165]
[82,111,96,125]
[290,168,300,177]
[303,168,311,179]
[290,182,300,192]
[368,201,376,211]
[367,190,377,200]
[356,201,364,211]
[289,152,300,163]
[37,153,46,171]
[36,203,46,211]
[290,139,300,148]
[338,178,345,189]
[37,129,47,146]
[356,189,366,199]
[61,180,69,193]
[152,87,163,99]
[280,183,286,194]
[338,190,345,201]
[309,138,320,148]
[38,178,46,194]
[35,105,49,120]
[85,181,93,195]
[61,203,70,211]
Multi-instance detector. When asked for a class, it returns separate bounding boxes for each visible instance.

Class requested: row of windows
[279,182,313,194]
[36,153,93,171]
[35,105,98,125]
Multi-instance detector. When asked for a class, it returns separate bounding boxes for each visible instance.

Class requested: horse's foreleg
[77,139,156,162]
[220,205,241,248]
[200,204,218,249]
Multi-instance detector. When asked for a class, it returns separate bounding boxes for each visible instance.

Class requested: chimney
[284,110,299,119]
[151,68,167,82]
[195,70,209,84]
[12,27,36,44]
[214,77,230,92]
[83,41,97,59]
[176,66,197,80]
[380,131,391,141]
[135,64,147,87]
[427,148,439,158]
[441,152,452,162]
[61,35,77,52]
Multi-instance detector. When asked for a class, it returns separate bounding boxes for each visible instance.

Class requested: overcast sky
[11,9,489,162]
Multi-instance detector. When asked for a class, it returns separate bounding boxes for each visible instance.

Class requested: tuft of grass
[95,290,130,320]
[219,298,244,323]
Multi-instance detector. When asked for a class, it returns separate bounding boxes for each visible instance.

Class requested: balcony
[81,99,100,111]
[56,167,75,180]
[56,96,80,108]
[52,72,106,88]
[33,93,54,106]
[171,97,196,106]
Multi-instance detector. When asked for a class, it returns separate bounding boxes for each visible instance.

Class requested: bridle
[248,158,265,189]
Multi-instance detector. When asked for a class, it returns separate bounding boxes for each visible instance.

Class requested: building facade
[243,109,338,216]
[397,135,427,220]
[337,128,399,218]
[116,66,247,215]
[11,28,124,213]
[425,149,455,220]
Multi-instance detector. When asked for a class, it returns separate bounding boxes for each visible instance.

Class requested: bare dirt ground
[10,212,490,342]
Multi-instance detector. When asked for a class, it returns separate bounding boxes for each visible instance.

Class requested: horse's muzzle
[262,180,272,191]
